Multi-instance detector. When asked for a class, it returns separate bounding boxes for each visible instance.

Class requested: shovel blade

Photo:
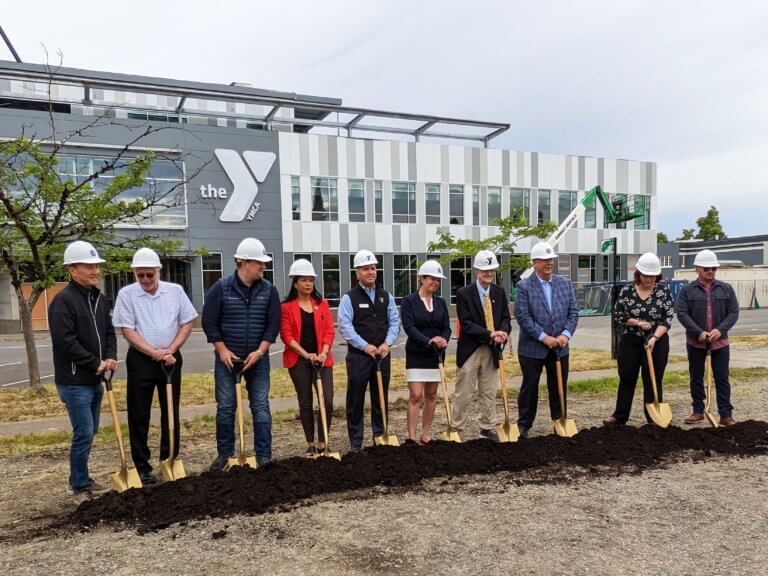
[315,451,342,461]
[111,467,143,493]
[159,458,186,481]
[497,422,520,443]
[439,430,462,443]
[554,417,578,438]
[645,401,673,428]
[228,455,258,469]
[374,434,400,447]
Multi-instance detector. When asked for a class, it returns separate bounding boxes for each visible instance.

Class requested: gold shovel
[553,356,578,437]
[644,337,672,428]
[159,364,186,481]
[704,340,719,428]
[435,346,461,443]
[102,370,142,492]
[495,343,519,443]
[228,362,258,469]
[373,355,399,446]
[312,362,341,461]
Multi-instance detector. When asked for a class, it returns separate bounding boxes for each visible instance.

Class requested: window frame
[310,177,338,221]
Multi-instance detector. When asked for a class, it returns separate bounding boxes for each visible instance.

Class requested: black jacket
[400,292,451,369]
[456,282,511,368]
[676,279,739,341]
[48,281,117,386]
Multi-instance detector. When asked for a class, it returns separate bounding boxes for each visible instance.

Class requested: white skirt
[406,368,441,382]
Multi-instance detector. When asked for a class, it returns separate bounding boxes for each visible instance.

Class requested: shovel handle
[165,382,175,463]
[644,346,661,405]
[103,374,129,470]
[437,361,454,429]
[314,373,331,450]
[555,358,567,419]
[496,347,511,426]
[375,362,389,436]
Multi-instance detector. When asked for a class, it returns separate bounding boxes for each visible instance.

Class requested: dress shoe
[684,413,705,424]
[719,417,737,427]
[139,470,158,485]
[517,425,530,439]
[602,417,623,427]
[479,428,500,442]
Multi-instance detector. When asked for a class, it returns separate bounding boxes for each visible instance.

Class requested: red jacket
[280,298,335,368]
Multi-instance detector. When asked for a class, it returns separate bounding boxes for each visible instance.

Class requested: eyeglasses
[135,272,156,280]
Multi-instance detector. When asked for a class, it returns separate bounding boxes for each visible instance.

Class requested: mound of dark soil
[69,421,768,533]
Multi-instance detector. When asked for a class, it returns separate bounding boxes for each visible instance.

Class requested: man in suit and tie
[451,250,512,441]
[515,241,579,438]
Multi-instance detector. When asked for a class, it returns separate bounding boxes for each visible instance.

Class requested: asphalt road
[2,309,766,389]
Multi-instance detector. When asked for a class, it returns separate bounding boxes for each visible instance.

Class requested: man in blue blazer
[515,242,579,437]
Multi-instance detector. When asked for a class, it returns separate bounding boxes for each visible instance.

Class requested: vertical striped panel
[373,140,391,180]
[449,146,465,183]
[604,159,617,193]
[364,140,374,179]
[487,148,503,187]
[328,136,339,176]
[407,142,417,182]
[346,138,357,178]
[318,136,329,176]
[336,136,348,178]
[390,141,401,181]
[308,134,320,176]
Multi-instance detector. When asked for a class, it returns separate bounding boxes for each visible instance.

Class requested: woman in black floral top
[603,253,675,426]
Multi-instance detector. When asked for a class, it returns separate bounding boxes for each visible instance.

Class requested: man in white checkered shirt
[112,248,198,485]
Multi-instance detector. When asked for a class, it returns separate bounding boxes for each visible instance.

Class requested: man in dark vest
[338,250,401,451]
[202,237,281,469]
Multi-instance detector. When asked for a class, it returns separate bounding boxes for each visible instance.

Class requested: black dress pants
[517,350,569,429]
[126,347,182,473]
[345,351,390,448]
[612,334,669,423]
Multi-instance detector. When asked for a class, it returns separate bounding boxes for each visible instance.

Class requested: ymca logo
[208,149,276,223]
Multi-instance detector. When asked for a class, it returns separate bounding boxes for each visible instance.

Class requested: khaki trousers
[451,345,498,431]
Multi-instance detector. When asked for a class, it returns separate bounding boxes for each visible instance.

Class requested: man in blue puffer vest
[202,237,281,469]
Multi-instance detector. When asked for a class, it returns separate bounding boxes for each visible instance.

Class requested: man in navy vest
[202,237,280,469]
[338,250,401,451]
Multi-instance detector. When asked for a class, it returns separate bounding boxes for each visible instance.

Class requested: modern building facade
[0,60,658,330]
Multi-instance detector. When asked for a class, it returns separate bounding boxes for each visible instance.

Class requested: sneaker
[139,470,159,485]
[684,413,705,424]
[479,428,500,442]
[89,482,111,497]
[210,455,230,472]
[305,445,318,458]
[72,489,92,504]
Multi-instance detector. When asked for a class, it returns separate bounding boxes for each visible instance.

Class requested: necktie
[483,293,495,331]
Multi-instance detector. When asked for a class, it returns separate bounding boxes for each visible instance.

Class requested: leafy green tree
[657,231,669,244]
[0,128,194,388]
[427,208,557,281]
[695,205,727,241]
[677,228,696,241]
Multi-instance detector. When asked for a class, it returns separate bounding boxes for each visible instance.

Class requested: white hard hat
[473,250,499,271]
[693,249,720,268]
[418,260,446,279]
[530,241,558,260]
[63,241,105,265]
[288,258,317,277]
[353,249,378,268]
[234,238,272,262]
[635,252,661,276]
[131,247,162,269]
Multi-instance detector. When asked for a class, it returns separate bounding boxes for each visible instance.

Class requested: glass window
[449,185,464,224]
[604,193,628,229]
[393,254,418,303]
[294,253,312,262]
[392,182,416,223]
[202,253,222,297]
[311,177,338,221]
[263,253,274,284]
[291,176,300,221]
[577,255,595,283]
[374,180,383,223]
[558,191,577,225]
[472,186,480,226]
[322,254,341,307]
[633,194,650,230]
[585,197,597,229]
[488,187,501,224]
[425,183,441,224]
[349,254,385,290]
[449,256,472,304]
[537,190,551,224]
[509,188,530,222]
[348,179,365,222]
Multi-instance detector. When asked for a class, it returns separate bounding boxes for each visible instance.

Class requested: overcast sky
[4,1,767,238]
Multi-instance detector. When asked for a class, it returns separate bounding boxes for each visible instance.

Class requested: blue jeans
[214,355,272,460]
[687,344,733,418]
[56,383,103,493]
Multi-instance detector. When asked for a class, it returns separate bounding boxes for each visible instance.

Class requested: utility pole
[0,25,22,63]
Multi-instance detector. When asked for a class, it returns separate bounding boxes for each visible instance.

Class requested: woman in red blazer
[280,259,335,457]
